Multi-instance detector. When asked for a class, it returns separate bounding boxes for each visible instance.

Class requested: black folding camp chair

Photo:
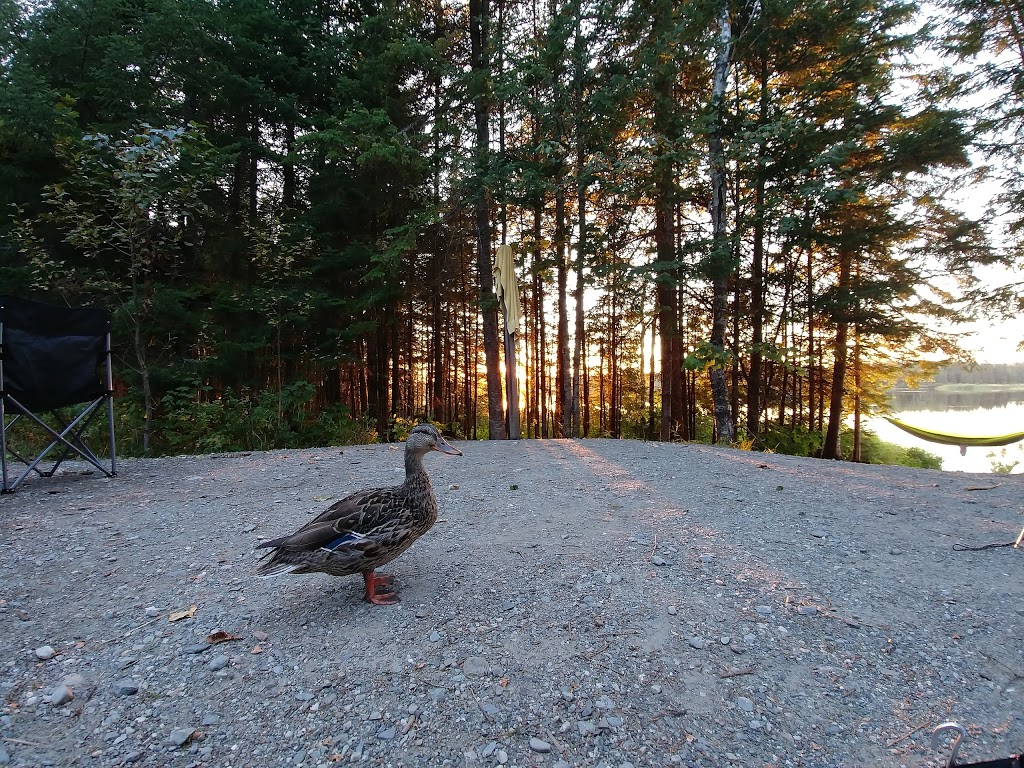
[0,295,117,493]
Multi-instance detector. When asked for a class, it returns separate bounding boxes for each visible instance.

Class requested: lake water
[864,390,1024,474]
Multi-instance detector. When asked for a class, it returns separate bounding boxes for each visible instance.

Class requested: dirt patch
[1,439,1022,767]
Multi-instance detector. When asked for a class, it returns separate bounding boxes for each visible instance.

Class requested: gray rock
[651,555,669,566]
[144,606,160,617]
[481,741,498,758]
[48,684,73,706]
[295,691,313,701]
[462,656,488,676]
[755,606,772,616]
[62,673,87,690]
[737,697,754,712]
[112,679,139,696]
[122,751,142,764]
[182,642,210,655]
[208,654,229,671]
[201,713,220,726]
[377,725,397,740]
[797,605,818,616]
[688,636,705,650]
[810,530,827,538]
[496,749,508,765]
[34,645,56,660]
[578,720,597,736]
[0,747,8,765]
[168,727,195,746]
[529,737,552,753]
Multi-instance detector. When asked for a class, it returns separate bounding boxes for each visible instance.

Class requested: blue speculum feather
[321,530,366,552]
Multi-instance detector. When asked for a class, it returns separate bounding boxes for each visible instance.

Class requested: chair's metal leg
[6,395,112,482]
[1,316,8,493]
[1,396,9,494]
[105,332,117,477]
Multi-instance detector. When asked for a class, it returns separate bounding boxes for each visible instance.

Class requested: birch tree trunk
[470,0,506,439]
[707,0,735,443]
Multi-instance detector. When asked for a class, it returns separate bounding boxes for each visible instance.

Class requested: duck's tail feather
[256,560,306,579]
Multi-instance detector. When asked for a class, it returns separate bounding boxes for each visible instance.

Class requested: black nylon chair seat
[1,295,116,492]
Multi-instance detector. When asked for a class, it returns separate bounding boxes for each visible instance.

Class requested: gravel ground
[1,438,1022,768]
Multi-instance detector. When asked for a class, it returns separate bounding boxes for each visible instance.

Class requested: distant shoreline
[891,382,1024,394]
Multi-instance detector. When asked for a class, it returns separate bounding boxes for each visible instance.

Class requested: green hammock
[884,416,1024,454]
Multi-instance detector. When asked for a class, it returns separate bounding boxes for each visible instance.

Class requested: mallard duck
[256,423,462,604]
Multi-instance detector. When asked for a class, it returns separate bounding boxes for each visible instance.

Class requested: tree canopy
[1,0,1014,459]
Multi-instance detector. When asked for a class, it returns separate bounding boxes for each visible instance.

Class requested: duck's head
[405,423,463,456]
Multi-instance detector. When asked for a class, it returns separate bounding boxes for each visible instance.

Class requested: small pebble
[651,555,669,566]
[112,680,139,697]
[48,684,73,706]
[209,654,229,671]
[34,646,56,661]
[737,697,754,712]
[169,727,195,747]
[688,636,705,650]
[798,605,818,616]
[529,737,552,753]
[463,656,488,676]
[144,606,160,617]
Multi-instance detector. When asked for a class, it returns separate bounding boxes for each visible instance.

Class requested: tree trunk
[533,203,548,438]
[652,0,678,442]
[555,187,571,438]
[571,0,586,438]
[470,0,505,439]
[131,275,154,455]
[822,249,853,459]
[708,0,735,444]
[746,53,769,442]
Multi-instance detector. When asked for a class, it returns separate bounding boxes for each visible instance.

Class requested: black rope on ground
[952,541,1018,552]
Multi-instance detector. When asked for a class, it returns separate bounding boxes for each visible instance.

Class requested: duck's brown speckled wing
[258,488,398,549]
[256,487,421,577]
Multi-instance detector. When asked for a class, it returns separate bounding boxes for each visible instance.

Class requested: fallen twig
[885,720,931,748]
[718,668,756,679]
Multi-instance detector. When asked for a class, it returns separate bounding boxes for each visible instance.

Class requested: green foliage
[841,430,942,470]
[760,424,825,457]
[759,423,941,469]
[684,341,733,372]
[116,381,376,456]
[986,448,1020,475]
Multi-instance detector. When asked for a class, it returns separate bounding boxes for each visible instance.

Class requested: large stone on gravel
[48,684,73,706]
[462,656,488,675]
[112,679,139,696]
[529,737,552,753]
[169,727,195,746]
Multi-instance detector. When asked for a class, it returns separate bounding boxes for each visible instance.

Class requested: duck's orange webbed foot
[362,570,399,605]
